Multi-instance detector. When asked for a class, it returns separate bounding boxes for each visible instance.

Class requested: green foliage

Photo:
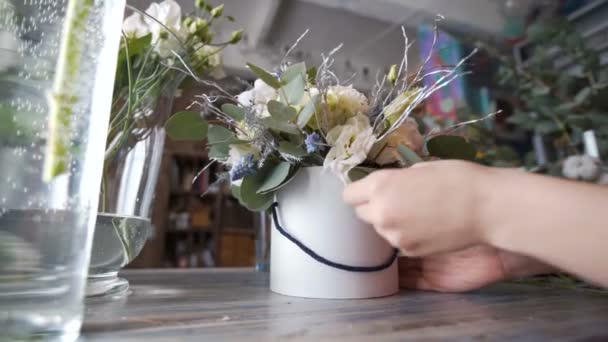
[267,100,298,121]
[257,162,291,194]
[207,125,237,145]
[261,117,300,134]
[278,141,307,157]
[483,19,608,164]
[282,74,305,104]
[427,135,476,161]
[281,62,306,84]
[221,103,245,121]
[246,63,281,89]
[165,111,208,141]
[297,94,320,128]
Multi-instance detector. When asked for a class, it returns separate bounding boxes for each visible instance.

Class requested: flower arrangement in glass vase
[88,0,243,298]
[165,27,490,299]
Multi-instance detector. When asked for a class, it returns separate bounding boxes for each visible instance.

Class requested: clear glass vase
[0,0,124,340]
[86,76,184,298]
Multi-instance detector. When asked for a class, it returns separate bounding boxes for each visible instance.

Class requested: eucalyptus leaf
[574,87,592,105]
[281,62,306,84]
[278,141,307,157]
[221,103,245,121]
[297,94,320,128]
[230,185,241,202]
[261,118,300,134]
[348,167,374,182]
[282,74,305,105]
[267,100,298,121]
[165,111,208,141]
[208,125,236,145]
[397,144,422,165]
[535,121,561,135]
[209,144,229,159]
[246,63,281,89]
[240,174,274,211]
[257,162,291,194]
[426,135,476,161]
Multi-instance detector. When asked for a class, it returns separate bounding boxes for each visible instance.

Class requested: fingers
[399,270,433,290]
[353,203,377,224]
[343,169,395,206]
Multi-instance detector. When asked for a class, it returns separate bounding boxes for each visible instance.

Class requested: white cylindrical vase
[270,166,399,299]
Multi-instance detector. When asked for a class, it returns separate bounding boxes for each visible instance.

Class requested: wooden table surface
[82,269,608,341]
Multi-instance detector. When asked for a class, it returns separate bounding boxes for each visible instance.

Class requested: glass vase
[86,75,184,298]
[0,0,124,340]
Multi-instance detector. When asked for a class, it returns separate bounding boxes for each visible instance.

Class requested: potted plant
[165,29,484,299]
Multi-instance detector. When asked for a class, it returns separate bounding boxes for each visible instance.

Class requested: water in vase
[0,0,125,339]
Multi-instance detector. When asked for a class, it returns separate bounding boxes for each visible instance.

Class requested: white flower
[235,79,278,118]
[237,89,254,107]
[226,144,260,166]
[122,12,150,39]
[562,155,602,181]
[252,79,277,105]
[311,85,369,130]
[144,0,187,58]
[194,45,225,79]
[323,114,377,182]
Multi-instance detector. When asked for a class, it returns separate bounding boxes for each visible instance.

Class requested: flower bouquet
[166,29,483,298]
[88,0,242,297]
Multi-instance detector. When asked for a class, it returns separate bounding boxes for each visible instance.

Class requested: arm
[480,167,608,286]
[343,160,608,288]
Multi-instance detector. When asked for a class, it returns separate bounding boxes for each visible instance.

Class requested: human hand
[399,245,555,292]
[343,160,491,257]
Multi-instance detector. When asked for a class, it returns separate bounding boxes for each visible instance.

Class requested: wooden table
[82,269,608,341]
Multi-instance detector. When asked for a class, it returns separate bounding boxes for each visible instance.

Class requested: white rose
[144,0,187,58]
[235,79,277,118]
[237,89,254,107]
[122,12,149,39]
[252,79,278,105]
[323,114,377,182]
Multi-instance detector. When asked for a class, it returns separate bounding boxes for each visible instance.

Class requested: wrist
[472,164,502,245]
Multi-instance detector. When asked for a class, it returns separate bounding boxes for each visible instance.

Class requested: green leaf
[221,103,245,121]
[574,87,592,105]
[165,111,208,141]
[257,162,291,194]
[282,74,305,104]
[208,125,236,145]
[240,174,274,211]
[397,144,422,165]
[281,62,306,84]
[348,167,374,182]
[307,66,317,85]
[230,185,242,201]
[535,121,561,135]
[297,94,320,128]
[267,100,298,121]
[246,63,281,89]
[261,118,300,134]
[209,144,229,159]
[278,141,307,157]
[426,135,476,161]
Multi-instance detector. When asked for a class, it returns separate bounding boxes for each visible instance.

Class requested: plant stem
[43,0,94,182]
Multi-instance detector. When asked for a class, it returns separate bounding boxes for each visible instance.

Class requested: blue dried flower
[230,154,257,181]
[305,133,322,154]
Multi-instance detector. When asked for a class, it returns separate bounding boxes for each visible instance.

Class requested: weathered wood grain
[82,269,608,341]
